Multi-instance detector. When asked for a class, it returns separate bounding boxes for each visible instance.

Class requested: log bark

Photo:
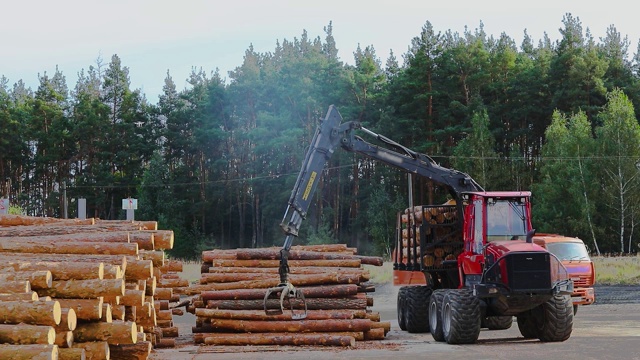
[234,248,383,266]
[0,291,39,301]
[0,253,126,269]
[203,333,355,347]
[55,331,73,348]
[125,306,136,322]
[57,347,86,360]
[123,259,153,281]
[71,341,109,360]
[0,232,129,245]
[158,260,182,272]
[146,230,173,250]
[154,338,175,348]
[138,250,164,267]
[103,264,123,280]
[156,277,189,288]
[0,300,61,326]
[0,214,94,226]
[154,288,172,301]
[206,318,372,333]
[364,327,386,340]
[53,308,77,332]
[0,344,59,360]
[101,304,113,323]
[161,327,179,338]
[38,279,125,299]
[0,324,55,345]
[207,259,362,268]
[127,231,155,251]
[195,309,369,321]
[74,321,137,344]
[192,273,361,293]
[145,277,156,296]
[0,270,52,289]
[0,279,31,293]
[120,289,144,307]
[200,284,359,301]
[108,341,151,360]
[0,261,104,280]
[206,297,368,310]
[56,299,103,321]
[111,305,126,321]
[0,224,140,237]
[0,239,138,256]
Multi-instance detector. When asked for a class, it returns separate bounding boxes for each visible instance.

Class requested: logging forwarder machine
[267,105,574,344]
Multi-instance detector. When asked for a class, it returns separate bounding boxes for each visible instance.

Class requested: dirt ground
[149,283,640,360]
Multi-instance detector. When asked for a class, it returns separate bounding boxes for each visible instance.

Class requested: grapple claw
[263,282,307,320]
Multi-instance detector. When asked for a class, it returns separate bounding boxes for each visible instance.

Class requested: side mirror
[526,229,536,243]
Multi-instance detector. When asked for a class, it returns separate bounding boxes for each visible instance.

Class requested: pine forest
[2,14,640,259]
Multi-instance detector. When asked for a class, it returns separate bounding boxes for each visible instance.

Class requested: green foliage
[3,16,640,259]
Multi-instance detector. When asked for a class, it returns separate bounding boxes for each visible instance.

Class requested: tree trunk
[206,259,362,268]
[0,300,61,326]
[108,341,151,360]
[0,324,55,345]
[194,309,368,321]
[56,299,103,321]
[202,333,355,347]
[74,321,137,344]
[0,344,58,360]
[39,279,125,299]
[206,296,368,310]
[0,214,93,226]
[71,341,109,360]
[57,347,86,360]
[200,284,359,301]
[0,261,104,280]
[0,270,52,289]
[0,239,138,256]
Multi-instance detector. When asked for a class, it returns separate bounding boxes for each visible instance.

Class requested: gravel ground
[593,285,640,304]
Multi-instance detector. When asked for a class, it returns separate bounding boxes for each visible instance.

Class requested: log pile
[0,214,185,359]
[396,203,463,269]
[188,244,389,348]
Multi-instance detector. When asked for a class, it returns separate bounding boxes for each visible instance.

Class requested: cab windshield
[486,199,527,241]
[546,242,590,261]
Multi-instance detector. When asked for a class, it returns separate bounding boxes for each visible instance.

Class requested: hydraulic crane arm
[266,105,483,318]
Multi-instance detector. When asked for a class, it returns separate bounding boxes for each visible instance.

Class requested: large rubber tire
[537,295,573,342]
[405,286,432,333]
[428,289,446,342]
[573,305,578,316]
[442,289,481,344]
[483,315,513,330]
[516,313,538,339]
[397,287,408,331]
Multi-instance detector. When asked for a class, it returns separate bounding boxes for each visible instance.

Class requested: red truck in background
[533,234,596,314]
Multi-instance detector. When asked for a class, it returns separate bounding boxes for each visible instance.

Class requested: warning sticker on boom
[302,171,317,201]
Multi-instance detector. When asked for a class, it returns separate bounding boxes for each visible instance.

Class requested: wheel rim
[443,301,451,335]
[429,300,437,330]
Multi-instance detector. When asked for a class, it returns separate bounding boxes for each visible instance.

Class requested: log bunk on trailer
[272,105,574,344]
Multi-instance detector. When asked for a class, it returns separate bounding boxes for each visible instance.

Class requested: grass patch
[593,255,640,285]
[364,262,393,285]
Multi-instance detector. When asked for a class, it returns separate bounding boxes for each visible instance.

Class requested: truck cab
[533,234,596,314]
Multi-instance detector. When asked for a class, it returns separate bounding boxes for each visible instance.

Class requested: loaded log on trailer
[0,213,186,359]
[269,105,574,344]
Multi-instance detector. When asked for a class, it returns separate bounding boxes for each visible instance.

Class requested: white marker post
[0,198,8,215]
[122,198,138,221]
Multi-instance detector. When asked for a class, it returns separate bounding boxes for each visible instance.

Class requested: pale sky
[1,0,638,103]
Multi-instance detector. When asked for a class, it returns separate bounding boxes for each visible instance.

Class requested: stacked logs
[0,214,185,359]
[397,203,463,269]
[187,244,390,348]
